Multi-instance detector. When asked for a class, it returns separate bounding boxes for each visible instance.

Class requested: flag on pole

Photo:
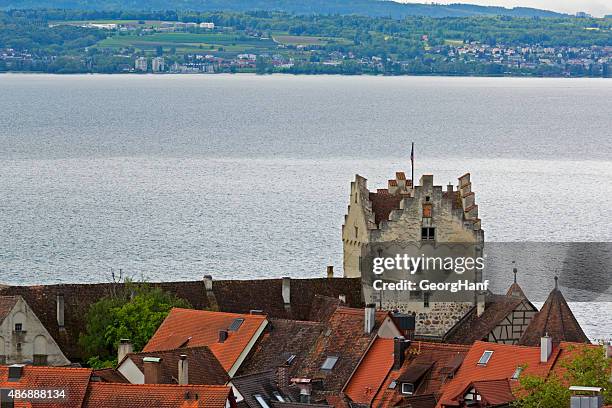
[410,142,414,187]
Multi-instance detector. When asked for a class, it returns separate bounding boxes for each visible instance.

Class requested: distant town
[1,10,611,76]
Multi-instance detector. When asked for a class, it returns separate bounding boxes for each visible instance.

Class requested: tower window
[421,227,435,240]
[354,226,359,238]
[425,196,430,202]
[423,292,430,308]
[14,323,23,332]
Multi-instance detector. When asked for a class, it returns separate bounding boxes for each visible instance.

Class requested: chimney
[540,334,553,363]
[118,339,133,363]
[338,294,346,304]
[393,337,409,370]
[143,357,162,384]
[56,294,65,328]
[326,266,334,278]
[178,354,188,385]
[282,277,291,305]
[364,303,376,334]
[218,330,228,343]
[275,364,290,388]
[203,275,213,292]
[477,292,486,317]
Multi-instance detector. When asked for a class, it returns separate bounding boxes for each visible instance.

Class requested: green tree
[78,281,191,368]
[513,346,612,408]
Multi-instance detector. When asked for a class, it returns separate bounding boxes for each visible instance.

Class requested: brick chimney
[364,304,376,334]
[393,336,409,370]
[275,364,290,388]
[56,294,65,328]
[143,357,162,384]
[118,339,133,363]
[178,354,188,385]
[540,334,553,363]
[326,266,334,278]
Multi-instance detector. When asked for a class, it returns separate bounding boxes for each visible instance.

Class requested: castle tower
[342,171,484,337]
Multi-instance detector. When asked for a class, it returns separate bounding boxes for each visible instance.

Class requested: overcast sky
[396,0,612,17]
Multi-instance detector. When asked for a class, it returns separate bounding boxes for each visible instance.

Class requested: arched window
[33,335,48,366]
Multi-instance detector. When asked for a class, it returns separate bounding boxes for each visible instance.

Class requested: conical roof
[518,277,589,346]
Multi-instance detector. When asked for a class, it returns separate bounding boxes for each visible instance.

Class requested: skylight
[286,354,296,365]
[229,318,245,331]
[477,350,494,366]
[388,380,397,390]
[273,392,285,402]
[254,394,271,408]
[321,356,339,370]
[511,366,524,380]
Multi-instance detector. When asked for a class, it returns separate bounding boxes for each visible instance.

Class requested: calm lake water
[0,74,610,340]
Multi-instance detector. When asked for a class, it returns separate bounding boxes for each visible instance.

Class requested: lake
[0,74,610,340]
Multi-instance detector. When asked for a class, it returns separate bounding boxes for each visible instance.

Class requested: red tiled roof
[344,338,394,404]
[0,366,92,408]
[372,342,470,408]
[437,341,559,407]
[0,296,19,321]
[123,346,228,385]
[143,308,267,374]
[0,278,363,362]
[369,192,404,225]
[455,379,515,405]
[295,307,393,397]
[238,318,325,376]
[518,286,589,346]
[92,368,129,383]
[83,383,232,408]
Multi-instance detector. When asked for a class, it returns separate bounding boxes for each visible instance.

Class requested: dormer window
[464,387,481,401]
[401,383,415,395]
[477,350,494,366]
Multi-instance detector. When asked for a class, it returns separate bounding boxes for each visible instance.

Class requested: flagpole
[411,142,414,189]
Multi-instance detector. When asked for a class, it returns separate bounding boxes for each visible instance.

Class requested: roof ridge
[89,382,229,389]
[171,307,267,318]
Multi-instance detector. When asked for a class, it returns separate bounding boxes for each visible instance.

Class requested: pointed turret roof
[506,266,527,299]
[518,277,589,346]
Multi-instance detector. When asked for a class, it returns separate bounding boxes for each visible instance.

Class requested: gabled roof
[344,338,395,404]
[0,366,92,408]
[0,278,362,362]
[444,294,534,344]
[437,341,559,407]
[0,295,19,321]
[143,308,268,374]
[506,283,527,299]
[83,383,232,408]
[238,318,325,376]
[92,368,129,383]
[372,342,470,408]
[230,370,279,408]
[295,307,394,398]
[122,346,228,385]
[455,379,515,405]
[518,282,589,346]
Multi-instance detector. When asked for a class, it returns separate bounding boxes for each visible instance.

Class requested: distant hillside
[0,0,568,18]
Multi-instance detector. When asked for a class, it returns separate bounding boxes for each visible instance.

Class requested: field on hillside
[273,34,351,46]
[96,32,279,54]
